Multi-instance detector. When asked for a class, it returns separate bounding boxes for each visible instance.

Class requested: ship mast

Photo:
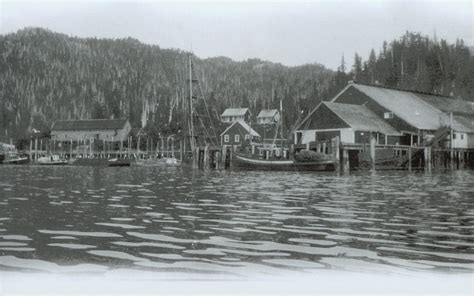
[280,99,284,154]
[186,53,218,156]
[188,54,195,153]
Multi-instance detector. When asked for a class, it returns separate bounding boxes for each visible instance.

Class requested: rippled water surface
[0,165,472,278]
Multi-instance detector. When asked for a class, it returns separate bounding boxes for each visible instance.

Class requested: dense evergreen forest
[0,28,473,143]
[334,32,474,100]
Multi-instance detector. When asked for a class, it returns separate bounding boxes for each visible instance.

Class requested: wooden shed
[295,102,400,145]
[51,119,131,142]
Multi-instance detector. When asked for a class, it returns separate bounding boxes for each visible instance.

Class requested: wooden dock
[23,135,474,172]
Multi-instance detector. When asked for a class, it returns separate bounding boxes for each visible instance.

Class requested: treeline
[334,32,474,99]
[0,28,473,144]
[0,27,334,142]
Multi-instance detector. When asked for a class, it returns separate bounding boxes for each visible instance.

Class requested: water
[0,165,473,278]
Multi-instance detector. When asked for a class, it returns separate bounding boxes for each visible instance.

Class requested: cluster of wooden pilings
[22,135,474,171]
[26,137,185,162]
[337,138,474,172]
[191,145,231,169]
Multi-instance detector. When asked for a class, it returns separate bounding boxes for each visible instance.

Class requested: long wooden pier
[21,135,474,172]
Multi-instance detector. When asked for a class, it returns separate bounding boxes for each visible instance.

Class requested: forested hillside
[0,27,334,141]
[334,32,474,100]
[0,28,473,143]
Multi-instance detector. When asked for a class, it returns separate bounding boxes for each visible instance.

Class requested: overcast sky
[0,0,472,70]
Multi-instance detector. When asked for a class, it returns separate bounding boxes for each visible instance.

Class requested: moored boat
[134,158,166,167]
[107,158,131,167]
[232,152,336,171]
[165,157,181,167]
[37,155,69,165]
[2,152,30,165]
[72,157,131,167]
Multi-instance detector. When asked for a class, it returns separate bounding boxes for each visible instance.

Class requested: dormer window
[384,112,394,119]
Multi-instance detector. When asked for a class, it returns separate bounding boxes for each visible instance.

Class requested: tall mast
[188,54,195,152]
[280,99,283,151]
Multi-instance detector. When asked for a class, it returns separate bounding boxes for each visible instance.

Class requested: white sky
[0,0,472,70]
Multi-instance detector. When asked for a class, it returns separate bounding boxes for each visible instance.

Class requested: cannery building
[50,119,131,142]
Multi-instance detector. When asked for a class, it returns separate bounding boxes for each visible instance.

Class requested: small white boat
[165,157,180,167]
[134,158,166,167]
[37,155,68,165]
[2,152,30,165]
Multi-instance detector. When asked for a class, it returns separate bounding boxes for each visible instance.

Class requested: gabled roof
[333,83,469,131]
[257,109,279,118]
[51,119,129,131]
[220,120,260,137]
[417,93,474,116]
[453,115,474,133]
[323,102,400,135]
[221,108,249,117]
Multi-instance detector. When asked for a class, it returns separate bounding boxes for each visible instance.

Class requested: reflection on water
[0,165,472,277]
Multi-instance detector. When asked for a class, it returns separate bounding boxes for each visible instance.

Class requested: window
[461,134,464,140]
[224,135,229,143]
[245,134,250,140]
[453,133,456,139]
[384,112,394,119]
[235,134,240,142]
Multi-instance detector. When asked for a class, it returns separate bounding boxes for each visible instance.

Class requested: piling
[342,148,350,173]
[203,145,209,169]
[424,147,432,172]
[370,136,376,171]
[193,147,199,169]
[408,147,412,171]
[29,140,32,161]
[332,137,340,173]
[221,145,227,169]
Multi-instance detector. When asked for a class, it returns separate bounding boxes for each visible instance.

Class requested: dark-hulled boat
[108,158,131,167]
[232,152,336,171]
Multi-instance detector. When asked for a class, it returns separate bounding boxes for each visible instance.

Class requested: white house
[257,109,280,125]
[220,108,251,123]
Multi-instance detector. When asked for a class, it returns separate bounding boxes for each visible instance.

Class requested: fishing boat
[37,155,69,165]
[231,100,336,172]
[232,152,336,171]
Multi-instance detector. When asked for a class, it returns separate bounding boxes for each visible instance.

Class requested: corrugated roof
[453,115,474,133]
[51,119,128,131]
[324,102,400,136]
[221,108,249,117]
[257,109,278,118]
[417,93,474,115]
[220,120,260,137]
[339,84,468,131]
